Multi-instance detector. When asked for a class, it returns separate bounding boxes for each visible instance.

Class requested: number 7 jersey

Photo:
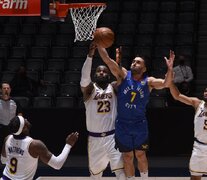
[117,71,150,122]
[84,83,117,133]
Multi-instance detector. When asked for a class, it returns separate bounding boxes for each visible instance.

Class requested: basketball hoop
[50,2,106,42]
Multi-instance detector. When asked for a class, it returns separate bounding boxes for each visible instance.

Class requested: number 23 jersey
[84,83,117,133]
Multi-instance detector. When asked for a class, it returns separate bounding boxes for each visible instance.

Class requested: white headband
[14,116,25,135]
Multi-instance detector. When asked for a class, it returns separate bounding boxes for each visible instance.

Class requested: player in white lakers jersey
[169,82,207,180]
[1,116,78,180]
[80,42,126,180]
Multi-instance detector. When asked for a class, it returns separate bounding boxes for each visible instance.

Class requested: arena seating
[0,0,199,108]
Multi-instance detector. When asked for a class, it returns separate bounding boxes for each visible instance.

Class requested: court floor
[36,177,207,180]
[2,155,203,179]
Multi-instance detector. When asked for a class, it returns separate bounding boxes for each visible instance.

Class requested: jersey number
[97,100,110,113]
[130,92,137,103]
[9,157,18,174]
[204,120,207,130]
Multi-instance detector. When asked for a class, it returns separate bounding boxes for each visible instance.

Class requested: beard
[131,66,143,75]
[94,75,110,85]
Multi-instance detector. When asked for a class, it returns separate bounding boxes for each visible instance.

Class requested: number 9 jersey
[3,135,38,180]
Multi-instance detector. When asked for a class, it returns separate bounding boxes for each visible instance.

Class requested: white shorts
[189,141,207,176]
[88,134,124,175]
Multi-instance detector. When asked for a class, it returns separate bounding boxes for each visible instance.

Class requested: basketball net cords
[70,5,106,42]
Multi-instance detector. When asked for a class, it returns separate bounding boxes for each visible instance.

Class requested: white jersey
[189,101,207,176]
[194,100,207,143]
[3,135,38,180]
[84,83,117,133]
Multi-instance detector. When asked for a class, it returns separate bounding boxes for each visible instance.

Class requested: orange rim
[49,2,106,18]
[67,3,106,9]
[50,2,106,9]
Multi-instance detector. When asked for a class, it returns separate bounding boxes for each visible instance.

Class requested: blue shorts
[115,119,149,152]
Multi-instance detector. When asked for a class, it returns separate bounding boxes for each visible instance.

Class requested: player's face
[203,88,207,102]
[130,57,146,75]
[94,66,110,83]
[1,83,11,96]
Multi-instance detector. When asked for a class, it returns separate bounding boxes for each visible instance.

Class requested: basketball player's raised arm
[29,132,78,170]
[97,45,126,82]
[148,50,175,90]
[80,43,96,100]
[164,50,175,87]
[169,82,200,109]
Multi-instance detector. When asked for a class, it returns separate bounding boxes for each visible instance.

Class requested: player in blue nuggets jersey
[97,45,175,180]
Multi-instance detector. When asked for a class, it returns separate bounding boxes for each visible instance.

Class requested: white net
[70,4,106,42]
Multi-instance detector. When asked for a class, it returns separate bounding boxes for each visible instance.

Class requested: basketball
[93,27,114,48]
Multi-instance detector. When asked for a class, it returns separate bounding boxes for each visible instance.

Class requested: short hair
[96,65,110,71]
[133,55,151,75]
[1,81,10,88]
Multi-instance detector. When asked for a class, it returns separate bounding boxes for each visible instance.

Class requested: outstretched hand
[164,50,175,70]
[66,132,79,147]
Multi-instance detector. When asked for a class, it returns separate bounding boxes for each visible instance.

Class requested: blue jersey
[117,71,150,122]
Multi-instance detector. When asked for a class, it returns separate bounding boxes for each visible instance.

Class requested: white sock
[115,169,126,180]
[127,176,135,180]
[140,171,148,180]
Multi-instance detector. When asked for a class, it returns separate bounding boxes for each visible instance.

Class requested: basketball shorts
[115,119,149,152]
[88,134,124,175]
[189,141,207,176]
